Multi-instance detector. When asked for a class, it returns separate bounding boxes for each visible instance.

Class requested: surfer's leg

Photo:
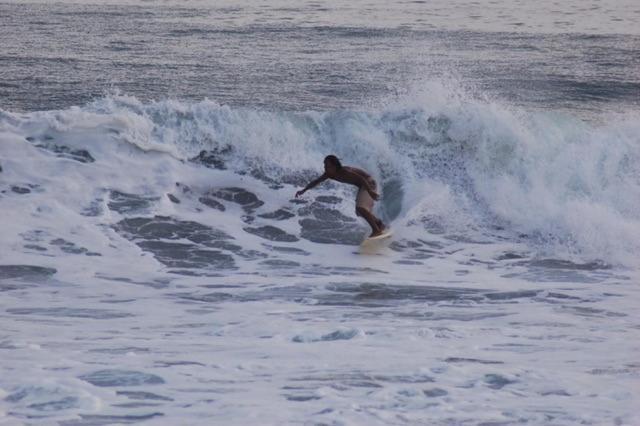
[356,206,382,236]
[356,188,381,236]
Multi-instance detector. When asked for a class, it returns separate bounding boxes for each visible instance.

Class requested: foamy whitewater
[1,1,640,425]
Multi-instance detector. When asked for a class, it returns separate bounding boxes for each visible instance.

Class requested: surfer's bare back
[295,155,386,237]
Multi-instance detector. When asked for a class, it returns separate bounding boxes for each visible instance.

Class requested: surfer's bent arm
[295,174,328,197]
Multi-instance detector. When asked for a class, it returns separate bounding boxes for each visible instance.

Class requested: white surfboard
[363,229,393,242]
[359,229,393,253]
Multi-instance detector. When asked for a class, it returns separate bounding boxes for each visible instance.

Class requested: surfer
[295,155,386,237]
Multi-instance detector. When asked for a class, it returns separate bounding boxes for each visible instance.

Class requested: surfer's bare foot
[376,219,386,231]
[370,230,383,238]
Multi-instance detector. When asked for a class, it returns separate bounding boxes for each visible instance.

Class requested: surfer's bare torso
[305,166,377,195]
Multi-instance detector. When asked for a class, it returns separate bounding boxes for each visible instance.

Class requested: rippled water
[1,0,639,114]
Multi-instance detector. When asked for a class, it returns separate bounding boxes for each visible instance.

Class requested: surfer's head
[324,155,342,174]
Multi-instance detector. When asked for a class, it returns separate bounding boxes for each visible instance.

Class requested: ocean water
[1,1,640,425]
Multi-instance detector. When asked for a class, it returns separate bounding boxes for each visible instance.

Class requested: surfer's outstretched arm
[295,174,328,198]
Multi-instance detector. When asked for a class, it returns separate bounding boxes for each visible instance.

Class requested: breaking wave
[1,83,639,266]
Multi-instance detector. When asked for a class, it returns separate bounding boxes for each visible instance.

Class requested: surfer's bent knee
[355,206,367,217]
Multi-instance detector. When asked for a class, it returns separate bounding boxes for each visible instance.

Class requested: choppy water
[1,1,640,425]
[2,0,640,115]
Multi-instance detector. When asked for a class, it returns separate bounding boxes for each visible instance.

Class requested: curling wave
[1,85,639,266]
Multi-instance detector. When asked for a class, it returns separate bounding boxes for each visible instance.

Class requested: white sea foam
[1,87,639,425]
[5,84,638,266]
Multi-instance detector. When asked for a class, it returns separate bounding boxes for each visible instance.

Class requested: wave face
[1,87,640,268]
